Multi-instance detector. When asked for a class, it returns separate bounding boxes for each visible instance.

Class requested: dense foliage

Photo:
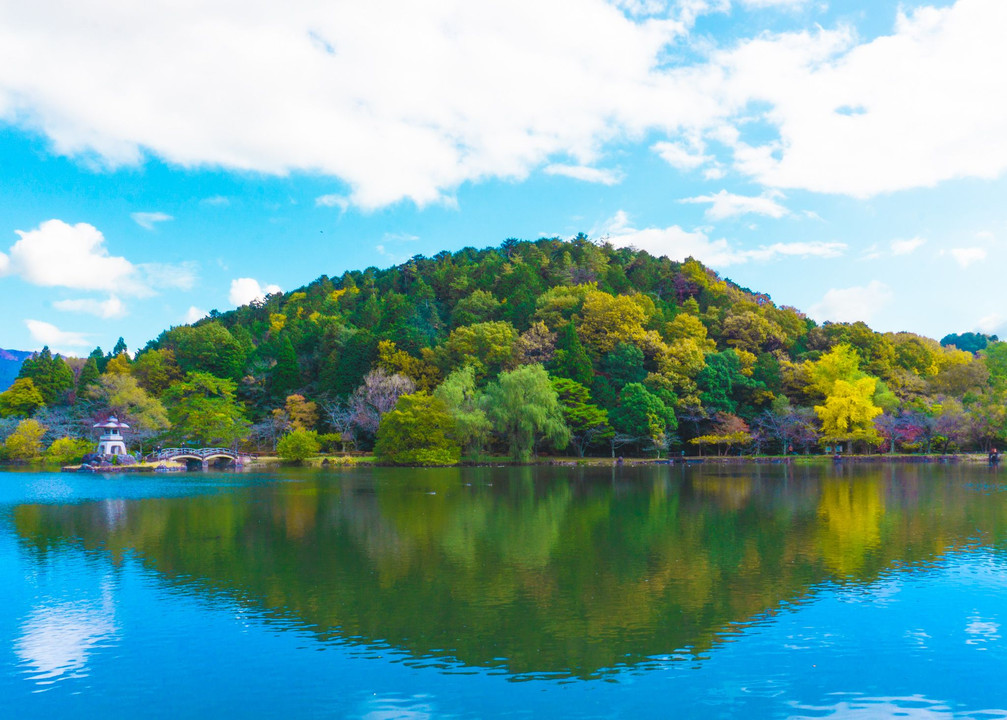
[5,236,1007,461]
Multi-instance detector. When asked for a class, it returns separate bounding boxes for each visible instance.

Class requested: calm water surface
[4,462,1007,718]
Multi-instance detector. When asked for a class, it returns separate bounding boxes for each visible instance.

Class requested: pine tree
[551,323,594,387]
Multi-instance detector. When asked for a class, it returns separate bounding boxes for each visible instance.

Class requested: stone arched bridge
[146,447,254,470]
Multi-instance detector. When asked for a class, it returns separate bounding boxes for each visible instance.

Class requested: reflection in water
[15,579,118,686]
[11,464,1007,679]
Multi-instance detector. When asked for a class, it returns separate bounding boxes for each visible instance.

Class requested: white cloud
[138,262,198,291]
[24,319,90,353]
[184,306,207,324]
[652,141,713,171]
[200,195,230,207]
[596,210,844,267]
[6,220,135,291]
[2,220,195,296]
[544,164,623,185]
[890,237,926,255]
[130,211,173,230]
[229,277,281,307]
[52,295,126,319]
[740,0,810,8]
[708,0,1007,196]
[315,194,350,210]
[1,1,1004,205]
[809,281,894,324]
[948,247,987,268]
[681,189,789,220]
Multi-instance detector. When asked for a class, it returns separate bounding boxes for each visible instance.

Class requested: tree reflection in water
[13,463,1007,679]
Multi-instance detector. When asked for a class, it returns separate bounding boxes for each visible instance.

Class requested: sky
[1,0,1006,355]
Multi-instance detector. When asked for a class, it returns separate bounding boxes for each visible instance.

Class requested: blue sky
[0,0,1004,355]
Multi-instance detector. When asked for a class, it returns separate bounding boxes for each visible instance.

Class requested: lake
[3,462,1007,718]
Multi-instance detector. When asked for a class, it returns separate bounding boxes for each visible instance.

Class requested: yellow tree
[577,290,650,354]
[815,378,882,452]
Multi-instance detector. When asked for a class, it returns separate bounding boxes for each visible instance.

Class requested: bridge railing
[147,447,240,460]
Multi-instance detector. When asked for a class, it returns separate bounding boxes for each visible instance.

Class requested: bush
[4,419,46,462]
[277,429,321,464]
[45,437,94,465]
[375,392,460,466]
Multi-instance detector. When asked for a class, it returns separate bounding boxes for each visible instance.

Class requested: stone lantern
[93,416,130,457]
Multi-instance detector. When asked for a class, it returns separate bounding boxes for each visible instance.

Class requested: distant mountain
[0,348,33,391]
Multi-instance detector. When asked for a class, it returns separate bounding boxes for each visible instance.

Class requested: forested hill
[0,349,32,392]
[4,236,1003,459]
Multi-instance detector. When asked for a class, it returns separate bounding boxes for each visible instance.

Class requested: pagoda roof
[93,415,130,430]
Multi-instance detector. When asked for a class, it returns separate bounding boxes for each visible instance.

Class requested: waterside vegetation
[1,237,1004,466]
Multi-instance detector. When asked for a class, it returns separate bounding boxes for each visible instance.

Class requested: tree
[484,364,569,461]
[267,336,301,399]
[283,394,318,431]
[131,349,183,395]
[452,290,501,326]
[5,418,46,461]
[442,321,517,378]
[87,374,169,432]
[0,378,45,417]
[690,413,752,456]
[610,383,677,456]
[375,392,460,465]
[164,372,250,447]
[76,356,101,398]
[347,369,416,444]
[433,366,491,456]
[514,321,557,366]
[551,323,593,387]
[600,342,646,389]
[815,377,883,452]
[550,377,613,457]
[18,347,74,405]
[277,429,321,463]
[46,437,94,465]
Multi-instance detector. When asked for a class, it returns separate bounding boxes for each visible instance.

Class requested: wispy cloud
[24,319,90,354]
[544,164,623,185]
[681,190,789,220]
[52,295,126,319]
[596,210,844,267]
[809,281,894,324]
[131,211,173,230]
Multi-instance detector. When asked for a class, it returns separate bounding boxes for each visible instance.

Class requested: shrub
[45,437,94,465]
[277,429,321,464]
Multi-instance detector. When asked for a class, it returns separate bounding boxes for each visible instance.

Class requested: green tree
[87,374,170,437]
[18,347,74,405]
[45,437,94,465]
[131,349,183,396]
[550,377,613,457]
[433,366,491,456]
[164,372,250,446]
[0,378,45,417]
[551,323,594,387]
[76,356,101,398]
[5,418,46,461]
[485,364,569,462]
[610,383,677,455]
[375,392,460,465]
[267,336,301,399]
[277,429,321,464]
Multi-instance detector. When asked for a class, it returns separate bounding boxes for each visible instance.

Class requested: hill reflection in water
[13,463,1007,679]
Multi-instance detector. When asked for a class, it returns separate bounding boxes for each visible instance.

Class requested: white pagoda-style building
[94,416,130,457]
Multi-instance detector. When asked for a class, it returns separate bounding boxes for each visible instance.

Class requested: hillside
[0,349,32,392]
[3,237,1002,459]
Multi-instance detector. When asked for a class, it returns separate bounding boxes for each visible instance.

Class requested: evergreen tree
[551,323,594,387]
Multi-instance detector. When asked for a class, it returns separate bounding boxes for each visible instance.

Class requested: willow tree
[484,364,568,462]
